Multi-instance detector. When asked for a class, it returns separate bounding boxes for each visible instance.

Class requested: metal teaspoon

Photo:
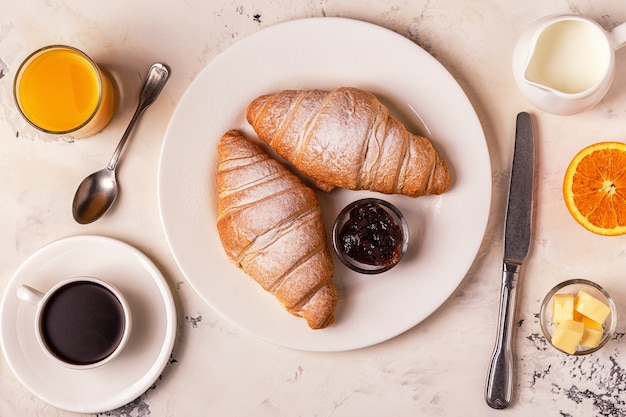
[72,63,170,224]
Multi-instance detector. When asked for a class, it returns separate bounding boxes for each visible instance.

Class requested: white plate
[158,17,491,351]
[0,235,177,413]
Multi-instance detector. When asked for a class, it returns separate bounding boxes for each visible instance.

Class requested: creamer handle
[609,21,626,50]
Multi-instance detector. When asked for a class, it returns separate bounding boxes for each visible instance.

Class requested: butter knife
[485,112,535,409]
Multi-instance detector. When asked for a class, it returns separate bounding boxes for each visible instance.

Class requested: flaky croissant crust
[246,87,450,197]
[216,130,336,329]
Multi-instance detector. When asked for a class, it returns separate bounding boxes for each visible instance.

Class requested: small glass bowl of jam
[539,279,616,355]
[332,198,409,274]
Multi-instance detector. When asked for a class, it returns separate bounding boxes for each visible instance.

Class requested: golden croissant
[246,87,450,197]
[216,130,337,329]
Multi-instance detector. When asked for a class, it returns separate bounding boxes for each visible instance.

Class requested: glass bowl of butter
[540,279,617,355]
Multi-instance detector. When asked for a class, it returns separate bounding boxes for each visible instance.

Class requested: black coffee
[40,281,126,366]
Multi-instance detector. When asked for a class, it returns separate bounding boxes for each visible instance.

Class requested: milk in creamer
[524,19,612,94]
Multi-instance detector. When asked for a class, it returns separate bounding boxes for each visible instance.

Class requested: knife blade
[485,112,535,409]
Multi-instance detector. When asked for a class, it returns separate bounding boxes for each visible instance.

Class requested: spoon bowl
[73,168,117,224]
[72,63,169,224]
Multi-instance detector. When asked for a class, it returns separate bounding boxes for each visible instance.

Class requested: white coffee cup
[17,276,132,370]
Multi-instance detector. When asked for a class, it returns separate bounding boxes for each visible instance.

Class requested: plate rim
[158,16,492,351]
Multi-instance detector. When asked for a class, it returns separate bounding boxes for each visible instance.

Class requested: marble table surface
[2,0,626,416]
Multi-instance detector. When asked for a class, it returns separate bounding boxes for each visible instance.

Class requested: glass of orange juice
[13,45,115,138]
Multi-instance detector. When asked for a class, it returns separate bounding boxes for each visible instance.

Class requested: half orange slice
[563,142,626,236]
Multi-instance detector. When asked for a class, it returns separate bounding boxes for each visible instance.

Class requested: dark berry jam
[338,202,403,267]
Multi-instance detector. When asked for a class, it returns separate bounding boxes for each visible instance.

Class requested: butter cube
[580,316,604,348]
[574,290,611,325]
[551,320,584,354]
[573,310,584,322]
[551,293,574,323]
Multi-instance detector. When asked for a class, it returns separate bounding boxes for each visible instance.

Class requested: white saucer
[0,235,177,414]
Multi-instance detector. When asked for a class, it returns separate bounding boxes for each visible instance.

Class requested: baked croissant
[216,130,337,329]
[246,87,450,197]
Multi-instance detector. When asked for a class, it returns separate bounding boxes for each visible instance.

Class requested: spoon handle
[106,63,170,170]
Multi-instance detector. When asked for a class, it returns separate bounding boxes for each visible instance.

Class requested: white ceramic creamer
[513,15,626,115]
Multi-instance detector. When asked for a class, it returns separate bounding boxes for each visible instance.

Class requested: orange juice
[14,45,115,138]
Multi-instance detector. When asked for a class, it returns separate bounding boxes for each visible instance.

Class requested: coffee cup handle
[17,285,45,307]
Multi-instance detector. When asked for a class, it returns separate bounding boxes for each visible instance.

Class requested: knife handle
[485,263,520,409]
